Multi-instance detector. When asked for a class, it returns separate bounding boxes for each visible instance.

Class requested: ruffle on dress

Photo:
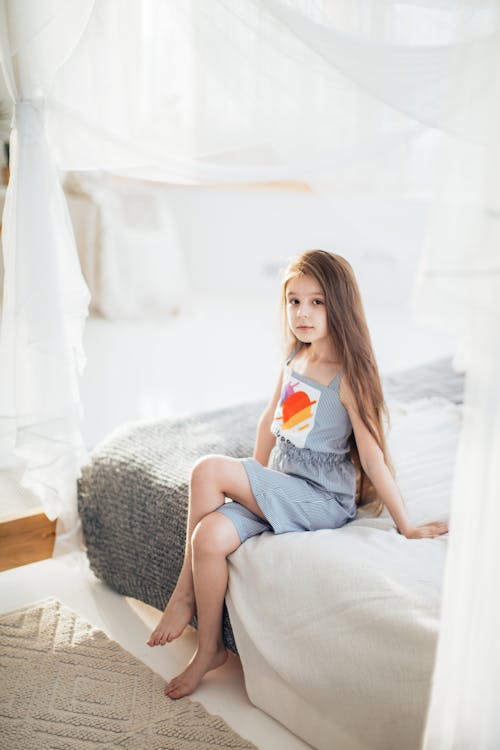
[272,433,351,468]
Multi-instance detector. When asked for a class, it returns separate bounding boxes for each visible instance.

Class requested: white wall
[166,186,428,315]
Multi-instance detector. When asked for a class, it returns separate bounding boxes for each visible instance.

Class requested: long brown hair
[279,249,399,517]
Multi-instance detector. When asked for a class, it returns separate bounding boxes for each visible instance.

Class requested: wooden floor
[0,509,56,572]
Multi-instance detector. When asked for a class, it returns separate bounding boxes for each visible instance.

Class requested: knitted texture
[77,357,464,655]
[78,401,264,653]
[0,598,258,749]
[381,356,465,404]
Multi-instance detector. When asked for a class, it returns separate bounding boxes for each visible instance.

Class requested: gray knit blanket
[77,357,464,654]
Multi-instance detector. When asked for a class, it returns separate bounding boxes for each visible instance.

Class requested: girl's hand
[403,522,449,539]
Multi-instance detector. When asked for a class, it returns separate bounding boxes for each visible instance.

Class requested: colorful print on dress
[272,375,320,449]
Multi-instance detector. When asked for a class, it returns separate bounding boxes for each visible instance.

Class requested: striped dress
[215,345,357,542]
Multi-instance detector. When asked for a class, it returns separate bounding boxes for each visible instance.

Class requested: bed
[77,356,464,750]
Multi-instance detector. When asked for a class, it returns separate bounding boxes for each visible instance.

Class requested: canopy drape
[0,0,93,552]
[1,0,499,746]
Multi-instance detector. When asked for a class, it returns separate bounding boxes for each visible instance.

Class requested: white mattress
[226,397,462,750]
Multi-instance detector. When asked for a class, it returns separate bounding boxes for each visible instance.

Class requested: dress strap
[327,369,343,388]
[285,342,303,366]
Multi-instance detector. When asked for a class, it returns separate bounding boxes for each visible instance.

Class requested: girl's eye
[288,298,323,305]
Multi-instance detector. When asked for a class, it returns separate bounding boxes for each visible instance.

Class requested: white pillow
[65,171,191,320]
[376,396,462,527]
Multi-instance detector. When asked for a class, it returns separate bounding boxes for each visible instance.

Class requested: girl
[146,249,448,699]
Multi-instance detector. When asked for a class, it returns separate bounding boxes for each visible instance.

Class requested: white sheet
[226,397,462,750]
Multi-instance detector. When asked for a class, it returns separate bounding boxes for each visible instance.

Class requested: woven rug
[0,598,258,750]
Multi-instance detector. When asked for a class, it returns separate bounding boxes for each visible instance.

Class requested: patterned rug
[0,598,258,749]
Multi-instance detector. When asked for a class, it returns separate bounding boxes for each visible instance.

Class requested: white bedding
[226,397,462,750]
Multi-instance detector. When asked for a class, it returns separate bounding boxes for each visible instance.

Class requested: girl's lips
[297,326,313,329]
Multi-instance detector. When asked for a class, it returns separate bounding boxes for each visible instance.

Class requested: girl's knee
[191,512,240,556]
[191,454,224,483]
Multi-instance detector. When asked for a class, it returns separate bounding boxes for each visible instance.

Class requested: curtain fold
[46,0,497,187]
[0,0,92,553]
[411,10,500,745]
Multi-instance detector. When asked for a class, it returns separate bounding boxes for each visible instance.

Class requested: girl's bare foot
[164,645,228,699]
[147,595,196,646]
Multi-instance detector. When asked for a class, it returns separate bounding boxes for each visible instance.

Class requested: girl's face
[285,274,329,346]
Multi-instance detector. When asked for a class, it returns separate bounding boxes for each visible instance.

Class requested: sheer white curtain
[411,16,500,748]
[1,0,499,745]
[0,0,93,552]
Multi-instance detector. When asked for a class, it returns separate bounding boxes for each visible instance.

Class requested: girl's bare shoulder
[338,371,357,411]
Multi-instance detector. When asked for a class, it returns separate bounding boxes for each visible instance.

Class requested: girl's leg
[147,455,266,646]
[164,512,240,699]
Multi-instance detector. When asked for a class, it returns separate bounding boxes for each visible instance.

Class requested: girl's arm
[253,368,283,466]
[339,377,449,540]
